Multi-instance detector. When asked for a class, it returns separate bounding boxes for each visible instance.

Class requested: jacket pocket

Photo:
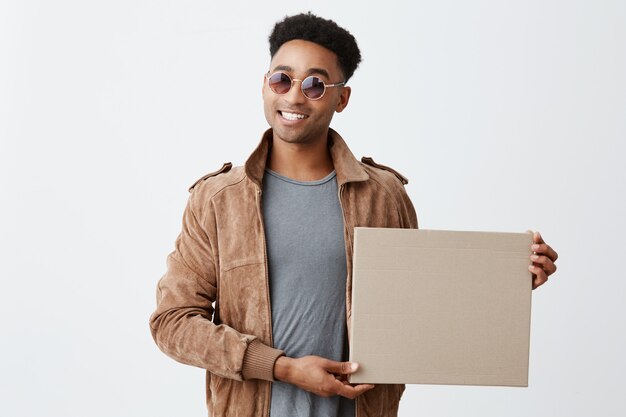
[217,262,270,340]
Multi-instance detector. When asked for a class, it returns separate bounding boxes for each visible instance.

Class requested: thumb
[324,360,359,375]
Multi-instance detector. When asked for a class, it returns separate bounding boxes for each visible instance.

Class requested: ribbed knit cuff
[241,339,285,381]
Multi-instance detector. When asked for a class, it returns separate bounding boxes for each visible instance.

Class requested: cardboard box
[349,228,533,387]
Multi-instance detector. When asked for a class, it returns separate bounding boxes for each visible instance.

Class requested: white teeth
[281,111,307,120]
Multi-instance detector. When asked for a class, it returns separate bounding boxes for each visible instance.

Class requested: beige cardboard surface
[349,228,533,387]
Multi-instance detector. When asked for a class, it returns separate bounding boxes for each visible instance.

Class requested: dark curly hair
[269,12,362,82]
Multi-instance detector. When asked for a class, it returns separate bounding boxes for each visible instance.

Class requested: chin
[271,126,308,144]
[275,132,311,144]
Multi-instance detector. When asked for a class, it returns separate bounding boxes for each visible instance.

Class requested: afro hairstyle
[268,12,362,82]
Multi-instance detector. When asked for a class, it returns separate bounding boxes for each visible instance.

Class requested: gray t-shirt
[262,168,355,417]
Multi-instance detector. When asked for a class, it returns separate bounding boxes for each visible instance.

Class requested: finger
[335,374,350,383]
[324,360,359,375]
[533,231,545,245]
[530,254,558,276]
[531,243,558,262]
[529,264,548,289]
[336,382,375,399]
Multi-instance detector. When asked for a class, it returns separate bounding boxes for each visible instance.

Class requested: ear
[335,86,351,113]
[261,74,267,96]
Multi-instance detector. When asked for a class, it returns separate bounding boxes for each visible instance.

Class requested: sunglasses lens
[301,76,325,99]
[268,72,292,94]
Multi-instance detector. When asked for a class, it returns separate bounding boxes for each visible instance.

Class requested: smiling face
[262,39,351,146]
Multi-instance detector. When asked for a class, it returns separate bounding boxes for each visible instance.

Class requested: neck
[267,132,334,181]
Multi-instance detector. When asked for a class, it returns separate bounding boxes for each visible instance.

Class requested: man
[149,12,558,417]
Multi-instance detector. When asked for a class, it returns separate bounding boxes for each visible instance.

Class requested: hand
[528,231,558,289]
[274,355,375,399]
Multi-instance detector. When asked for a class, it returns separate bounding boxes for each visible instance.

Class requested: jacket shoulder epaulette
[361,156,408,185]
[188,162,233,192]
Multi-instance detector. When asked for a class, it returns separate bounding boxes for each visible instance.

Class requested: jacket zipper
[338,184,354,252]
[256,187,274,417]
[338,183,359,417]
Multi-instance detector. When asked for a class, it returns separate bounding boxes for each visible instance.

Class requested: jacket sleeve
[402,187,418,229]
[396,182,418,230]
[149,194,284,381]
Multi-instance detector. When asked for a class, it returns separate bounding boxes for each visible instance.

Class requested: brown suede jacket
[150,128,418,417]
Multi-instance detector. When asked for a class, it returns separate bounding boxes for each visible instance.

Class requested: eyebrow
[270,65,331,80]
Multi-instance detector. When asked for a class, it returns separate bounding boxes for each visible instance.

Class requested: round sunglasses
[265,71,346,100]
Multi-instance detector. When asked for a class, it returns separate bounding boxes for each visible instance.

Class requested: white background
[1,0,625,416]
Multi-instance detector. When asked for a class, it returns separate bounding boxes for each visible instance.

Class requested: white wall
[2,1,624,416]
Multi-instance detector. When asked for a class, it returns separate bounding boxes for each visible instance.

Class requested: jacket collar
[244,128,369,188]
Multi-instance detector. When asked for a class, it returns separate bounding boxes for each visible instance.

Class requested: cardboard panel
[349,228,533,387]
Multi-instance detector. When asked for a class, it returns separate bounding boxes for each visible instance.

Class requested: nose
[283,79,308,104]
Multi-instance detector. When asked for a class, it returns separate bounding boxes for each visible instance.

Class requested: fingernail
[350,363,358,371]
[532,244,540,251]
[531,255,539,260]
[528,265,534,271]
